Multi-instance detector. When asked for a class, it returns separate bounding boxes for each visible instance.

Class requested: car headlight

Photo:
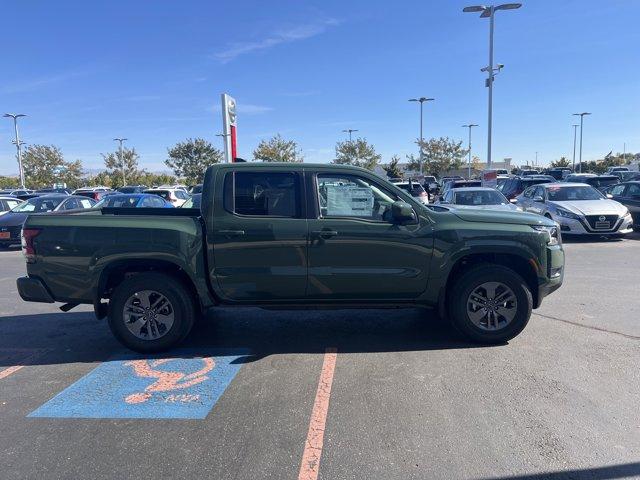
[555,207,580,220]
[532,225,560,246]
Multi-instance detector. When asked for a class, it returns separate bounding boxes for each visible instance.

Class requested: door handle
[312,230,338,239]
[218,230,245,236]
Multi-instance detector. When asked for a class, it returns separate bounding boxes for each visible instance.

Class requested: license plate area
[0,232,10,239]
[595,221,610,230]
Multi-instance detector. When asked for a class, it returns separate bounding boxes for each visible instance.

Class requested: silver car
[516,183,633,236]
[437,187,522,212]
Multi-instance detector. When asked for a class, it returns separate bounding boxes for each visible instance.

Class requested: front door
[307,172,432,301]
[210,170,307,301]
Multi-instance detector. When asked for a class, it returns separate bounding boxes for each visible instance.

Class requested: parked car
[17,163,564,352]
[0,196,24,216]
[610,171,640,182]
[519,170,540,176]
[189,184,203,194]
[181,193,202,209]
[605,181,640,229]
[437,187,521,212]
[606,166,629,173]
[72,186,114,201]
[0,189,35,200]
[567,174,619,193]
[440,180,482,199]
[498,176,554,202]
[35,187,73,195]
[117,185,148,194]
[94,193,174,209]
[422,176,438,195]
[495,169,509,175]
[143,187,190,207]
[0,195,96,248]
[546,168,572,180]
[516,183,633,236]
[394,181,429,204]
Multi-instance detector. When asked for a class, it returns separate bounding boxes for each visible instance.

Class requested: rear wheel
[448,264,532,344]
[107,273,196,352]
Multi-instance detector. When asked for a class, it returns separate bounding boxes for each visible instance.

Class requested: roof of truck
[206,162,373,173]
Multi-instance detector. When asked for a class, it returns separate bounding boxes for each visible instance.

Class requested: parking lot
[1,234,639,480]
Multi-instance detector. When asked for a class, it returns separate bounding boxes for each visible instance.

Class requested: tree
[333,138,381,171]
[253,134,304,163]
[22,145,84,189]
[383,155,403,179]
[102,147,143,188]
[165,138,222,184]
[407,137,467,176]
[0,176,20,189]
[550,156,571,168]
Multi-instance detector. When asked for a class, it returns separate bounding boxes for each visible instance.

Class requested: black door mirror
[391,201,415,224]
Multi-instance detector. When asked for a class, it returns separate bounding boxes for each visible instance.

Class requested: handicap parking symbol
[29,348,249,419]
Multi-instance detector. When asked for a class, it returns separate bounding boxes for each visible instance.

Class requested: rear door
[306,171,432,300]
[210,169,308,301]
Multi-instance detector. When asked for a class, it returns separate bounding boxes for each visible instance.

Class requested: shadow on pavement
[478,461,640,480]
[0,306,491,367]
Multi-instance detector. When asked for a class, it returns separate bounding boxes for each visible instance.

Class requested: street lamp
[462,124,479,179]
[113,138,128,186]
[342,129,358,142]
[3,113,27,188]
[408,97,434,175]
[572,112,591,173]
[463,3,522,169]
[571,124,579,172]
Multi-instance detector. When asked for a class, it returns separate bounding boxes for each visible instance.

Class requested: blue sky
[1,0,638,175]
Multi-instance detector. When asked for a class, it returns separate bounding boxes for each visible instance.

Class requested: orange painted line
[298,347,338,480]
[0,349,50,381]
[0,365,25,380]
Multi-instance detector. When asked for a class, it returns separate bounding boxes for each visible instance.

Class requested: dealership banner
[221,93,237,163]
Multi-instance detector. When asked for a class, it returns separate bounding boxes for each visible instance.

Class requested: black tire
[107,272,196,353]
[448,264,533,344]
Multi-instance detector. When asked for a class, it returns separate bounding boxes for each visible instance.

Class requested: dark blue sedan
[94,193,174,209]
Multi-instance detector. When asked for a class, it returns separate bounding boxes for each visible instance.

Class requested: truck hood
[450,208,551,226]
[550,199,627,216]
[452,203,521,213]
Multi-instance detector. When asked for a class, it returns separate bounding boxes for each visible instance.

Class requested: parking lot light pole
[4,113,27,188]
[571,124,579,172]
[409,97,434,175]
[113,138,128,186]
[462,124,478,179]
[572,112,591,173]
[342,129,358,142]
[463,3,521,169]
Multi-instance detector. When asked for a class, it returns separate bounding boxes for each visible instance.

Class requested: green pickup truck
[17,163,564,352]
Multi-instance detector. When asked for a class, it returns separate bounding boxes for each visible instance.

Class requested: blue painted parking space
[29,348,249,419]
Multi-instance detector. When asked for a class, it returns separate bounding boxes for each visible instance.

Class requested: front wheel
[448,265,533,344]
[107,272,196,353]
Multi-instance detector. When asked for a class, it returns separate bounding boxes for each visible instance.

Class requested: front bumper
[552,213,633,235]
[17,276,55,303]
[535,244,564,308]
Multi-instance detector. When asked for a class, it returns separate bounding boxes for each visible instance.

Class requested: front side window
[610,184,626,196]
[317,174,398,221]
[224,171,300,217]
[626,184,640,196]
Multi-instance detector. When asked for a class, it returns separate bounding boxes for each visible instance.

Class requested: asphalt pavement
[0,234,639,480]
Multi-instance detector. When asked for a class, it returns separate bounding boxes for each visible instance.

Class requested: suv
[498,176,554,201]
[143,187,190,207]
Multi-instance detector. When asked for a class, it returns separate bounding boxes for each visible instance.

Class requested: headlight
[555,207,580,220]
[532,225,560,246]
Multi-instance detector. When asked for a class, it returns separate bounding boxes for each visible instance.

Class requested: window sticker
[325,185,374,217]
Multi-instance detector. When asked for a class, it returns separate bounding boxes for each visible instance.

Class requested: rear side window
[224,172,300,217]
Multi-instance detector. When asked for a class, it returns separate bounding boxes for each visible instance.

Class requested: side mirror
[533,195,544,202]
[509,198,518,204]
[606,193,613,199]
[391,201,415,224]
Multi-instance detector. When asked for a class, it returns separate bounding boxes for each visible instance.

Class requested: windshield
[11,196,64,213]
[95,195,140,208]
[455,190,508,205]
[547,185,603,201]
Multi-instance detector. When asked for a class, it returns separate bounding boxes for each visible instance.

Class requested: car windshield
[95,195,140,208]
[455,190,508,205]
[547,185,603,201]
[117,187,140,194]
[10,196,64,213]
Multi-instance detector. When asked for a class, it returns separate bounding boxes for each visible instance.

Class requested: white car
[394,181,429,205]
[143,188,190,207]
[0,196,24,216]
[437,187,522,212]
[516,183,633,236]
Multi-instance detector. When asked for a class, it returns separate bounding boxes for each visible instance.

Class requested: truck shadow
[0,307,497,367]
